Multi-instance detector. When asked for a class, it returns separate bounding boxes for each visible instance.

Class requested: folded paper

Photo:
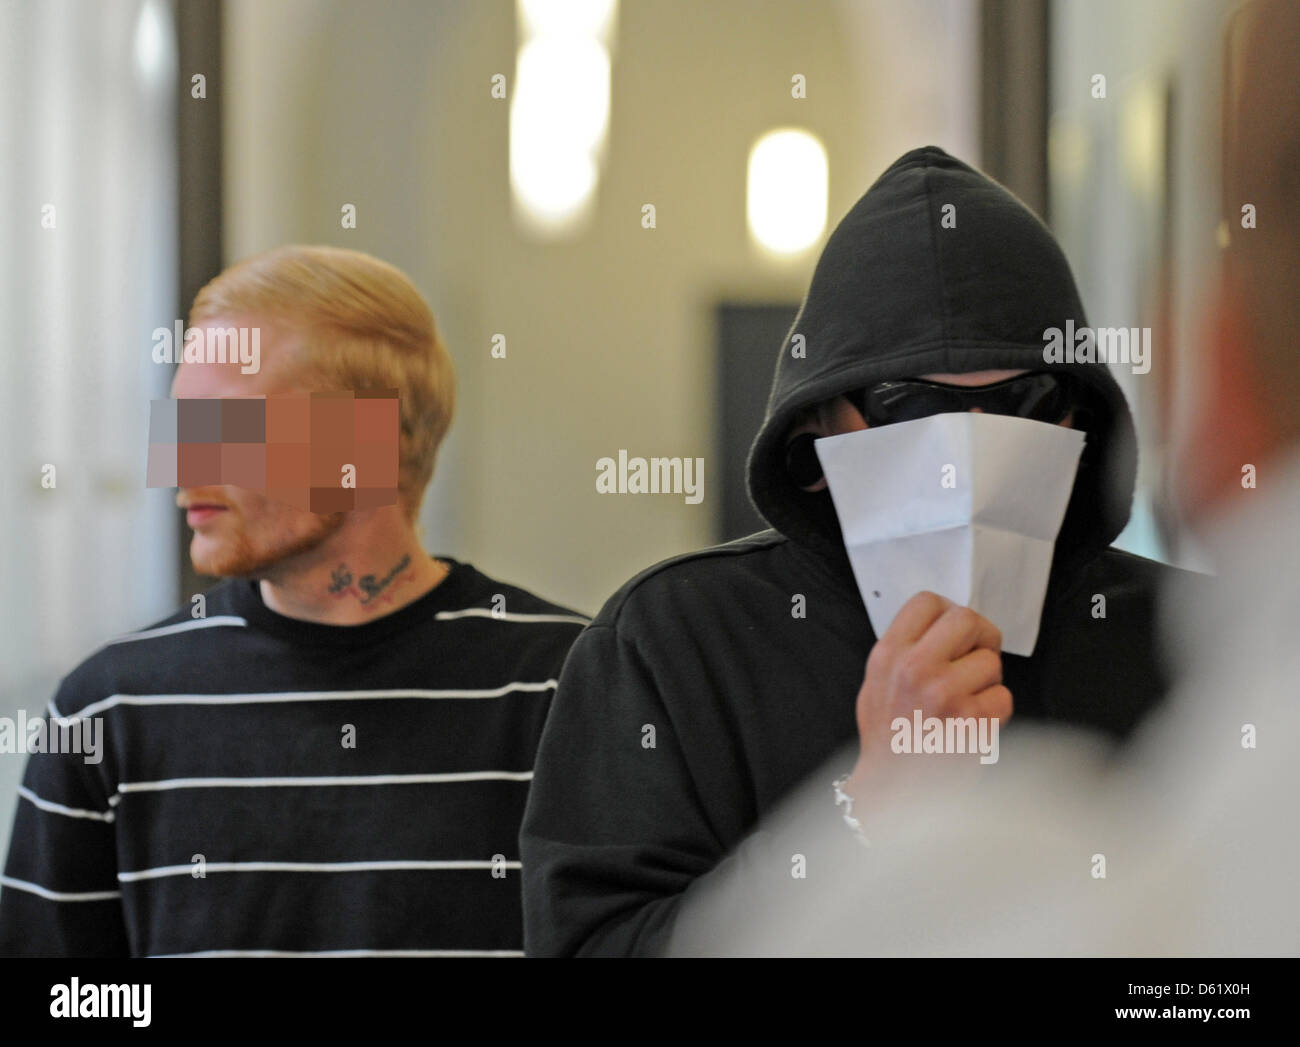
[816,412,1085,656]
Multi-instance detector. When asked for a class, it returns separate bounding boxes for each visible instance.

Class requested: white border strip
[435,608,589,625]
[118,771,533,794]
[0,875,122,902]
[153,948,524,958]
[52,680,558,722]
[104,616,248,646]
[119,859,521,882]
[18,785,115,823]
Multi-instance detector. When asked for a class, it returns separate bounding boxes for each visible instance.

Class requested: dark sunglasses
[784,371,1092,488]
[854,371,1079,428]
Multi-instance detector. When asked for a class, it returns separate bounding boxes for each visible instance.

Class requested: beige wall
[224,0,977,614]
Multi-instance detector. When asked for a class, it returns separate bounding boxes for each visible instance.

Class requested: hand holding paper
[815,412,1085,656]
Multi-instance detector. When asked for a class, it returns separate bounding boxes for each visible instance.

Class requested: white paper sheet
[815,412,1086,656]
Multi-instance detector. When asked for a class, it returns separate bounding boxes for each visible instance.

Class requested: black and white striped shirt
[0,558,587,957]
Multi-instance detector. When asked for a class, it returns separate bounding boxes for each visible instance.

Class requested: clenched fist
[842,591,1013,802]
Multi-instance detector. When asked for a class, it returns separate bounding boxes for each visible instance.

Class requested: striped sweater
[0,558,587,957]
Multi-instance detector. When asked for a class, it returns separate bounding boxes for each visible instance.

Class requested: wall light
[511,0,617,237]
[747,129,828,256]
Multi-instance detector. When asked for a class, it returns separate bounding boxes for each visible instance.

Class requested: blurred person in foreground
[521,145,1208,956]
[668,0,1300,956]
[0,246,586,957]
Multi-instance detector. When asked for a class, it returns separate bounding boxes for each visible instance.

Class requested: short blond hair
[190,245,455,516]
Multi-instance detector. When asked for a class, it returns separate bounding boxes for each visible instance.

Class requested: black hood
[746,146,1138,586]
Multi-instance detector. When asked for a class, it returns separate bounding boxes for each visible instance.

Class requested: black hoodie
[520,147,1204,957]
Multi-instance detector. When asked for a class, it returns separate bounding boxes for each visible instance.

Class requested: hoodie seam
[922,164,952,371]
[599,532,789,631]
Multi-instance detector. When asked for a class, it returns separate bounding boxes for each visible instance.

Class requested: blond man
[0,245,587,957]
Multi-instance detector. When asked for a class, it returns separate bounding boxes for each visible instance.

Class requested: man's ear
[784,433,825,490]
[783,396,868,492]
[784,406,829,491]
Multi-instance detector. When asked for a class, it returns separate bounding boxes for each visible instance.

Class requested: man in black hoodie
[520,146,1202,957]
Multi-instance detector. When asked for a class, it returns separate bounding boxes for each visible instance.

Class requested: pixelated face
[167,316,347,580]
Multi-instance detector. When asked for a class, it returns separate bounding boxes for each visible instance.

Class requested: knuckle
[922,678,953,710]
[909,590,945,615]
[949,606,979,630]
[976,648,1003,681]
[867,636,894,667]
[896,650,930,693]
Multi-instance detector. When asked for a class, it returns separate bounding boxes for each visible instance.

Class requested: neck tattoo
[326,553,415,608]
